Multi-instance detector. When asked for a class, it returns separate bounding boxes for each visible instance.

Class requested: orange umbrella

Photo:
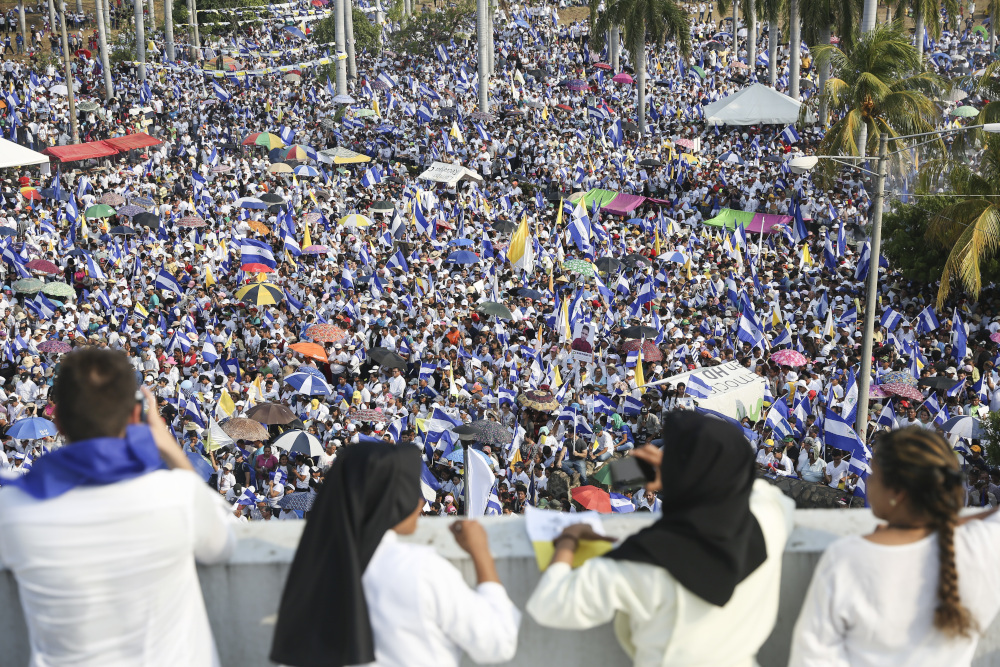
[289,342,328,362]
[247,219,271,235]
[20,187,42,201]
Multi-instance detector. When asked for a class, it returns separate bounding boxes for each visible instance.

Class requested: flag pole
[463,440,471,516]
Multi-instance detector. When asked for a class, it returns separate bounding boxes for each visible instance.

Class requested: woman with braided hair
[790,427,1000,666]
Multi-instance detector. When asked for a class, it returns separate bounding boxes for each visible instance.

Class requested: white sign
[418,161,484,186]
[656,360,766,421]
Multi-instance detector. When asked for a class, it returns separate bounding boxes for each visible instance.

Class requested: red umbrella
[240,263,275,273]
[305,323,348,343]
[75,48,92,59]
[881,382,925,401]
[593,63,612,70]
[26,259,61,275]
[177,215,206,228]
[556,103,574,111]
[571,486,612,513]
[619,338,662,362]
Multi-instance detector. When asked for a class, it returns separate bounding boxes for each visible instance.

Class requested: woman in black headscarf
[526,412,795,667]
[270,442,520,667]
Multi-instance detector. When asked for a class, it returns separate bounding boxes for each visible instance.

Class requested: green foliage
[882,196,1000,289]
[314,7,381,55]
[980,411,1000,466]
[388,0,475,57]
[109,30,137,65]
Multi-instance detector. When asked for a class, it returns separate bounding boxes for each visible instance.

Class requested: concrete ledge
[2,511,1000,666]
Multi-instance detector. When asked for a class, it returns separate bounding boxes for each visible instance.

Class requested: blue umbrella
[237,197,267,210]
[449,238,474,246]
[186,450,215,481]
[284,372,332,396]
[282,25,307,39]
[295,365,326,380]
[7,417,58,440]
[717,151,745,165]
[293,165,320,177]
[446,250,480,265]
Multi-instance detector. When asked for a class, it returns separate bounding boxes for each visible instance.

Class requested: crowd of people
[0,0,996,524]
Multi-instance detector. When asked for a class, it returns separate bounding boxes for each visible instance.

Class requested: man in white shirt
[0,349,235,667]
[824,449,851,489]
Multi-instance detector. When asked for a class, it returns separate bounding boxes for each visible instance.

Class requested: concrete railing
[3,511,1000,666]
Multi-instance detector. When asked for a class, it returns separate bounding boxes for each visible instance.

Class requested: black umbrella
[596,257,622,273]
[260,193,286,204]
[368,348,407,369]
[453,423,483,441]
[477,301,514,320]
[705,41,726,51]
[918,376,957,390]
[467,420,514,445]
[638,158,662,167]
[518,287,544,300]
[133,212,160,228]
[109,225,137,235]
[620,325,659,339]
[370,200,394,214]
[0,226,18,236]
[622,254,650,267]
[622,121,639,133]
[761,154,784,163]
[492,220,517,233]
[526,68,546,80]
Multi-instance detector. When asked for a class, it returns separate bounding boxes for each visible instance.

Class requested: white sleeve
[425,552,521,664]
[526,557,668,630]
[788,545,852,666]
[188,472,236,564]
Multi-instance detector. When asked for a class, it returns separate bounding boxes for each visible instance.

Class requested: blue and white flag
[155,268,184,297]
[610,492,635,513]
[916,305,940,334]
[880,307,903,332]
[212,81,231,103]
[685,374,713,399]
[780,125,800,144]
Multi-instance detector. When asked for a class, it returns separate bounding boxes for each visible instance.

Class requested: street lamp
[791,123,1000,441]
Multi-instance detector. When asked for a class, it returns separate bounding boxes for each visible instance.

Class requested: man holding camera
[0,349,235,667]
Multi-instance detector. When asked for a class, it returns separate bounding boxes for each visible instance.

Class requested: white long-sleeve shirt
[360,530,521,667]
[526,482,794,667]
[0,469,235,667]
[790,510,1000,667]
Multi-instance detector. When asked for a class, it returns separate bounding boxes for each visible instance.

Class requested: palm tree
[716,0,760,72]
[925,136,1000,305]
[890,0,960,60]
[589,0,690,134]
[813,22,942,161]
[787,0,800,100]
[761,0,781,85]
[801,0,862,124]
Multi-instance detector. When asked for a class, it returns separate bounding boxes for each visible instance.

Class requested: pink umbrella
[675,138,697,149]
[612,72,634,84]
[991,332,1000,344]
[770,349,808,367]
[881,382,925,401]
[869,385,891,398]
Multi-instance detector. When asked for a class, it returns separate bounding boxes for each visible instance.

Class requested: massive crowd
[0,0,997,519]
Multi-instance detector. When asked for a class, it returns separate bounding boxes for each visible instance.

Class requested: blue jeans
[615,442,634,453]
[595,451,613,462]
[562,458,587,483]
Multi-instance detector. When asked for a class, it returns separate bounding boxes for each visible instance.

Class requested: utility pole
[134,0,146,81]
[58,2,80,144]
[334,0,347,95]
[476,0,488,112]
[854,133,888,441]
[344,0,356,79]
[17,2,26,47]
[95,0,113,101]
[163,0,174,61]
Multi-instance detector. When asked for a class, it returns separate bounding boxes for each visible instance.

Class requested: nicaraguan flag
[685,374,713,399]
[155,268,184,297]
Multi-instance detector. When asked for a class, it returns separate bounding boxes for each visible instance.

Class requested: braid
[933,514,976,638]
[875,428,977,639]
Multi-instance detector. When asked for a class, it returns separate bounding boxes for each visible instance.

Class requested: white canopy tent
[0,138,49,169]
[703,83,803,126]
[418,161,483,186]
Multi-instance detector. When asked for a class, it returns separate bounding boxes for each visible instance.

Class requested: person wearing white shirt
[824,450,852,488]
[0,349,235,667]
[270,443,520,667]
[527,414,794,667]
[791,427,1000,666]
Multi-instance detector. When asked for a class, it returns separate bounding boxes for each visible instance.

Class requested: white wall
[2,512,1000,666]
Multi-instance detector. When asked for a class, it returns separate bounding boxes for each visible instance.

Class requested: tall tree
[925,136,1000,306]
[801,0,862,124]
[890,0,960,60]
[813,22,941,160]
[589,0,690,134]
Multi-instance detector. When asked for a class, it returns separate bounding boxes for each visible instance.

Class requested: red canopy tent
[103,132,162,151]
[43,141,118,162]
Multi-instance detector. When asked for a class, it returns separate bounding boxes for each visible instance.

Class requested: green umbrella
[563,259,596,276]
[85,204,116,219]
[370,200,394,214]
[974,25,988,38]
[41,282,75,299]
[354,109,378,118]
[477,301,514,320]
[12,278,44,294]
[691,65,706,79]
[951,105,980,117]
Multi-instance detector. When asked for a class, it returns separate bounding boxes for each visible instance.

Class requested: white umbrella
[271,430,324,457]
[49,84,68,96]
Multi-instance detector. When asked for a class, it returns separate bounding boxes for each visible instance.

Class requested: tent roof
[418,161,482,186]
[43,141,118,162]
[0,138,50,168]
[703,83,801,126]
[601,194,646,216]
[103,132,162,151]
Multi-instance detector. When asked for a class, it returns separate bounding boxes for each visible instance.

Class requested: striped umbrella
[242,132,284,148]
[272,430,324,457]
[234,282,283,305]
[283,372,332,396]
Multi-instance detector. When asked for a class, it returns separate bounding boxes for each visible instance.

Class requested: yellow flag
[772,308,782,331]
[634,344,645,394]
[481,194,492,215]
[553,364,563,388]
[800,244,812,268]
[588,156,596,174]
[542,105,549,121]
[205,265,216,288]
[654,226,661,256]
[684,256,692,280]
[507,214,535,272]
[555,197,564,230]
[135,303,149,318]
[511,448,523,466]
[373,96,381,117]
[448,365,458,396]
[303,221,312,248]
[217,389,236,419]
[450,120,465,144]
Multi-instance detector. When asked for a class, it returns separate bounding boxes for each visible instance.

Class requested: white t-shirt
[791,512,1000,666]
[0,469,235,667]
[825,460,851,488]
[295,463,311,490]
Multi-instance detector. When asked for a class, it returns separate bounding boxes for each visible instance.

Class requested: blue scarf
[5,425,165,500]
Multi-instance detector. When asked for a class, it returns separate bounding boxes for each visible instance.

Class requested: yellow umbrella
[234,282,283,306]
[338,214,373,228]
[268,163,293,173]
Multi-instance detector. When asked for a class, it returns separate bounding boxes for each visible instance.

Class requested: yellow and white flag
[450,120,465,144]
[508,214,535,273]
